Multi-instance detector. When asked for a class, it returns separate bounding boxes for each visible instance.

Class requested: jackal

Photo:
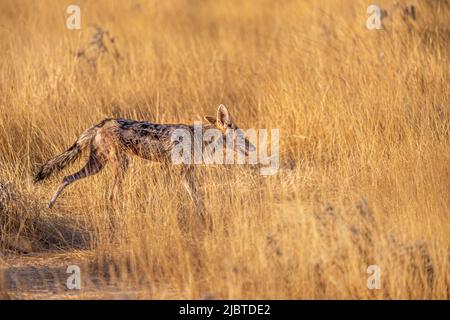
[34,105,255,218]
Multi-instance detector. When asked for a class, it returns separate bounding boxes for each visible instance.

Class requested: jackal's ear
[216,104,231,127]
[204,115,217,126]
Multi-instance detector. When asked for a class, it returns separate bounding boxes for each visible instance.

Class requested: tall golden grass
[0,0,448,299]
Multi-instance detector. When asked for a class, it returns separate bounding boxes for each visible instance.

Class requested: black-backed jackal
[34,105,255,223]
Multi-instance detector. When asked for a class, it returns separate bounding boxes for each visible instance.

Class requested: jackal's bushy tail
[33,125,99,183]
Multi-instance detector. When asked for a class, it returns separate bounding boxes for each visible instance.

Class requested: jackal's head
[204,105,256,156]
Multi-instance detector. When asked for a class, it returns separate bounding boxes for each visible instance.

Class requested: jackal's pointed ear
[216,104,231,127]
[204,115,217,126]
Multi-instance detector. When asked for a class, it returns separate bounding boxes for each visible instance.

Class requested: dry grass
[0,0,449,299]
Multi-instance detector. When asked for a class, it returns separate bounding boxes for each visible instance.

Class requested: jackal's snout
[242,136,256,156]
[205,104,256,156]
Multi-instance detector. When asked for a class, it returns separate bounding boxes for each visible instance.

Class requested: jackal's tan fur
[34,105,253,221]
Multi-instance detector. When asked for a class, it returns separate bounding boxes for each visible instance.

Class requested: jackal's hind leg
[48,152,106,208]
[108,152,129,202]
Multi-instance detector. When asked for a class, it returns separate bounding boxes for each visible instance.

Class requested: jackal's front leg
[179,165,211,229]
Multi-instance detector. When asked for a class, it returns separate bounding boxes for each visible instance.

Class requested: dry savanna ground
[0,0,449,299]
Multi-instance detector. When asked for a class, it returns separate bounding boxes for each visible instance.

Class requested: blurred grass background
[0,0,448,299]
